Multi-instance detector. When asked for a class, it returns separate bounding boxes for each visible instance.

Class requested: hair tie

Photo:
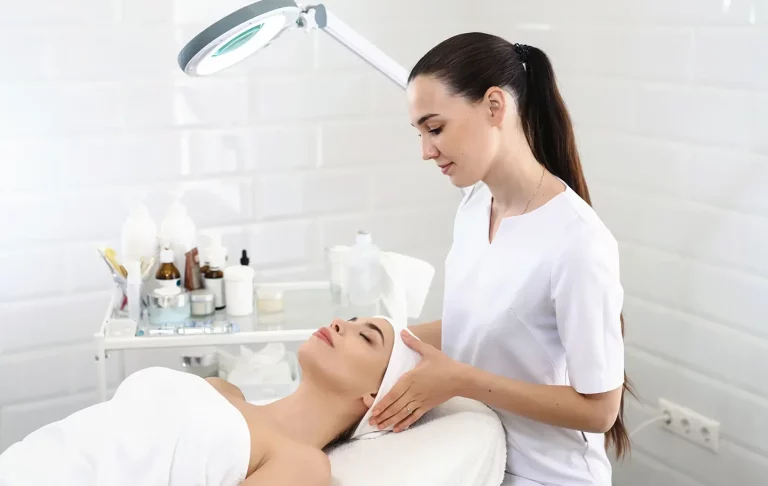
[514,43,530,63]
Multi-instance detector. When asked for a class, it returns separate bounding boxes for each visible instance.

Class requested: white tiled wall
[475,1,768,485]
[3,1,767,484]
[0,0,470,451]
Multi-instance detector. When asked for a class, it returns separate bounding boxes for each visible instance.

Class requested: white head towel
[350,315,422,440]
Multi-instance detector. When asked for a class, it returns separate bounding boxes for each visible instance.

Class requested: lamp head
[178,0,307,76]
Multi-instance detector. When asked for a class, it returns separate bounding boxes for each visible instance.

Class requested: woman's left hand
[368,330,463,433]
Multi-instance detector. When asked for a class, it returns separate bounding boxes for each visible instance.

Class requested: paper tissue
[216,343,299,404]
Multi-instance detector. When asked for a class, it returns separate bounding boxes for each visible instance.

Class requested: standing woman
[369,33,630,485]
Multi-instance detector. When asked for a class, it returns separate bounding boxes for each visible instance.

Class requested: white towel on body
[0,367,251,486]
[329,396,507,486]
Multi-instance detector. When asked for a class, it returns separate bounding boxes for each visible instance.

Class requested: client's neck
[260,381,363,449]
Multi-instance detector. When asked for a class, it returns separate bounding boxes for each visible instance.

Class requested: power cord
[629,411,672,439]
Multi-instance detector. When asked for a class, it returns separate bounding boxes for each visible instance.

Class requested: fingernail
[372,409,379,416]
[378,424,385,430]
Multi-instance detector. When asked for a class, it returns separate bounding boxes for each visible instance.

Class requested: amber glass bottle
[156,248,181,288]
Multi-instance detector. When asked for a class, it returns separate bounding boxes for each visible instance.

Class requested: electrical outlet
[658,398,720,453]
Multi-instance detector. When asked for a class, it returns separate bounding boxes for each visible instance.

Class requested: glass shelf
[97,281,380,351]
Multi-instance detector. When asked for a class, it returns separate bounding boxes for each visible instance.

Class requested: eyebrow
[348,317,385,345]
[364,322,386,345]
[411,113,439,127]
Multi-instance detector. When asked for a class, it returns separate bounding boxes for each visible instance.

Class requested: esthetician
[368,33,629,486]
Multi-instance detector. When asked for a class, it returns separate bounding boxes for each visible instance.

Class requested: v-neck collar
[483,183,570,245]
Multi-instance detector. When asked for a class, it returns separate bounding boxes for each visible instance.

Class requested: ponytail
[408,32,633,460]
[517,46,590,204]
[520,45,633,460]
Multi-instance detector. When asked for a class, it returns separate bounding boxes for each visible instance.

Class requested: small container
[189,289,215,316]
[224,265,256,316]
[204,245,227,311]
[181,353,218,378]
[148,287,190,325]
[156,248,182,288]
[257,287,284,313]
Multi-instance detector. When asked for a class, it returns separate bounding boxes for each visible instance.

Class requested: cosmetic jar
[257,287,284,313]
[224,265,256,316]
[148,287,190,325]
[189,289,215,316]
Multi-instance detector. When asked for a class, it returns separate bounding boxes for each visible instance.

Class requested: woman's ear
[485,86,508,127]
[362,393,376,409]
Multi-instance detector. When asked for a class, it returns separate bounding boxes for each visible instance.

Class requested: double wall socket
[658,398,720,453]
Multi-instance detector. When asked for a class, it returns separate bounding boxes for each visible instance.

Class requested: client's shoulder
[299,448,332,485]
[271,443,331,485]
[243,437,331,485]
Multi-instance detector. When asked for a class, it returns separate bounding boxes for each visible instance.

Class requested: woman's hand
[368,330,463,432]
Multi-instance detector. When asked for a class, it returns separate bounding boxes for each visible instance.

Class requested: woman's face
[406,75,504,188]
[298,317,395,400]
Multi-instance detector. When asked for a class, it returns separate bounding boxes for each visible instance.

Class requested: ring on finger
[406,401,418,415]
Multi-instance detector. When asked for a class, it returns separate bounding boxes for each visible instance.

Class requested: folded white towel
[0,367,250,486]
[350,315,422,440]
[329,396,507,486]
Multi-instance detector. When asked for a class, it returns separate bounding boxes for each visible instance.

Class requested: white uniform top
[442,181,624,486]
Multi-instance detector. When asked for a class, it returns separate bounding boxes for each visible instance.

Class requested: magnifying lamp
[177,0,408,89]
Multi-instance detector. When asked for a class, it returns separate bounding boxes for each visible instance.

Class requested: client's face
[298,317,395,400]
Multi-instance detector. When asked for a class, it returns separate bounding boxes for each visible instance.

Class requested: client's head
[298,315,421,446]
[298,316,395,406]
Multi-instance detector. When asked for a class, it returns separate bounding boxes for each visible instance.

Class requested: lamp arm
[303,4,408,90]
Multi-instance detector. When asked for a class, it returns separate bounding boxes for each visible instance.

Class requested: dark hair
[408,32,633,459]
[323,422,357,453]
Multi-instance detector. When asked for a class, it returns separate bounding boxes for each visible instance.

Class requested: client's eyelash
[429,127,442,135]
[360,332,372,344]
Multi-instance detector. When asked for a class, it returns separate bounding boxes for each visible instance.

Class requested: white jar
[224,265,256,316]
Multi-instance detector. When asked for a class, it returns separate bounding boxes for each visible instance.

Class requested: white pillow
[327,397,507,486]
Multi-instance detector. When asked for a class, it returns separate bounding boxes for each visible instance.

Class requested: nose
[330,318,346,334]
[421,138,439,161]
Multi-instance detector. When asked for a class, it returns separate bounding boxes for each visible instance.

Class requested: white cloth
[442,181,624,485]
[350,315,422,439]
[0,367,250,486]
[378,251,435,325]
[329,396,506,486]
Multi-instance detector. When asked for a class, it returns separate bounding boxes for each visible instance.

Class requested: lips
[313,327,334,347]
[439,162,455,175]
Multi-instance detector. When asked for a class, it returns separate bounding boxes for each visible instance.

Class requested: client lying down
[0,315,420,486]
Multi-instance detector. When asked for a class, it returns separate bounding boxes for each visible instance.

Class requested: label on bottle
[204,277,226,309]
[157,278,181,288]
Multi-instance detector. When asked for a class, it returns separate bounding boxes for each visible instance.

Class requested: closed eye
[360,332,372,344]
[429,127,442,135]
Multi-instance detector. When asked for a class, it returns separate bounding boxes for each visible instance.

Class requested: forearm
[408,319,441,350]
[454,363,618,433]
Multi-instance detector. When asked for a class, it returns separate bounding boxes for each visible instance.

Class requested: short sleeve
[551,226,625,395]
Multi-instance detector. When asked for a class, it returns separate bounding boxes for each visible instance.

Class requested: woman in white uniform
[368,33,630,485]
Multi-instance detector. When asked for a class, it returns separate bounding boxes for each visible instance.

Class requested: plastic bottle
[156,247,182,288]
[120,204,157,264]
[347,230,383,306]
[160,200,196,284]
